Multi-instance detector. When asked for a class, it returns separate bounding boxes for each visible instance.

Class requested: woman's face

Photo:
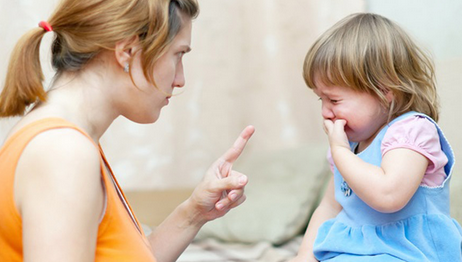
[119,17,193,123]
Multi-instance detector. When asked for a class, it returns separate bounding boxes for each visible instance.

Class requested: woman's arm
[148,126,255,262]
[15,129,104,262]
[290,176,342,262]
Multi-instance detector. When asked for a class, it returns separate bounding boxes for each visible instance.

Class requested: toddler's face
[312,78,389,147]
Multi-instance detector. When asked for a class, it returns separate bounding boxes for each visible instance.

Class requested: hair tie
[38,21,53,32]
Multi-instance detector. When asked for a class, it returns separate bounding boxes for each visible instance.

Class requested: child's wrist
[331,145,349,156]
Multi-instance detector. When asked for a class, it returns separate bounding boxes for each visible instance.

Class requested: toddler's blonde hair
[303,13,439,122]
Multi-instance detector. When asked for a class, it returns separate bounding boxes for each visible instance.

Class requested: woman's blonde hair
[303,13,439,122]
[0,0,199,117]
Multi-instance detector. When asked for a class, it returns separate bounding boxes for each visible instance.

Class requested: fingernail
[239,176,247,185]
[229,192,237,201]
[216,202,224,210]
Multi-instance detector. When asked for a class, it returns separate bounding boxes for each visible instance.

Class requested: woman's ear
[114,36,140,70]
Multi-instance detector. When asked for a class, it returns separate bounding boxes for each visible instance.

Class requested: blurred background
[1,0,461,219]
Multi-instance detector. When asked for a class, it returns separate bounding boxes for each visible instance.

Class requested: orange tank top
[0,118,157,262]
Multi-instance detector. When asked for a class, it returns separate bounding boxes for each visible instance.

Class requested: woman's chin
[126,112,160,124]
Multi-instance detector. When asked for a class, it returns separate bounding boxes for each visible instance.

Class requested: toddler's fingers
[334,119,347,128]
[323,119,334,134]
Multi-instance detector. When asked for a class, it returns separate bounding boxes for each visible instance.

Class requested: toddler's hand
[323,119,349,150]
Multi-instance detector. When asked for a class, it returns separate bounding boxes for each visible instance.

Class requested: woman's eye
[330,99,339,104]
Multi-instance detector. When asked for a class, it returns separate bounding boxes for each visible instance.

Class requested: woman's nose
[173,65,185,88]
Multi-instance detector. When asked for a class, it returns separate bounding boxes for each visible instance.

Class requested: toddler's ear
[385,89,394,103]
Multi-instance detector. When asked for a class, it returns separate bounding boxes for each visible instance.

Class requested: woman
[0,0,254,261]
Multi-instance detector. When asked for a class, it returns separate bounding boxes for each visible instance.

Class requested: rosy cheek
[344,124,350,131]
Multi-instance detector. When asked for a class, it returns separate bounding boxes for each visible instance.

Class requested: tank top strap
[2,117,108,185]
[5,117,96,147]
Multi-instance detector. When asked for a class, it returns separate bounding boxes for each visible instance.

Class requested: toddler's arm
[290,176,342,262]
[325,119,428,213]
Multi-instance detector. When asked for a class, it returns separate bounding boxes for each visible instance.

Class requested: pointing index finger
[220,125,255,164]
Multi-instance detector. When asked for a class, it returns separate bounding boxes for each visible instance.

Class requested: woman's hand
[188,125,255,223]
[149,126,255,262]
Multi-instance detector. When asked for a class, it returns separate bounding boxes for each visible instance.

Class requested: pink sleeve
[381,115,448,187]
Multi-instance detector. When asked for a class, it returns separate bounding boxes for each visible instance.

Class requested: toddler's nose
[321,103,335,120]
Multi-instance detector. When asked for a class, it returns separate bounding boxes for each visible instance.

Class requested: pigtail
[0,28,48,117]
[0,0,200,118]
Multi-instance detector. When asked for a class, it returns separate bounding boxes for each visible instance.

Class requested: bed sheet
[177,236,302,262]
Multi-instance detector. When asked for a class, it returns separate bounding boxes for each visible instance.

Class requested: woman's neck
[30,67,120,143]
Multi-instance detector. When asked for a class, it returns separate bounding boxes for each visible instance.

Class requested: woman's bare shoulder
[15,127,105,259]
[14,127,103,212]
